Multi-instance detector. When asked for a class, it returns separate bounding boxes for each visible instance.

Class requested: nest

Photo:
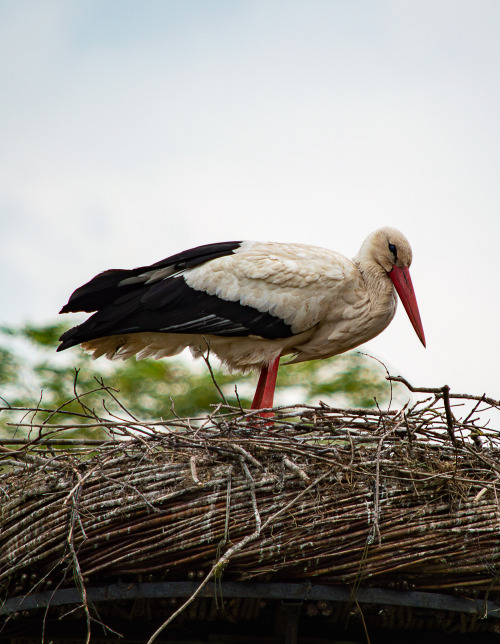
[1,378,500,638]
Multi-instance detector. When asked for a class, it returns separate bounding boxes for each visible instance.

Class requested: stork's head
[358,226,412,272]
[357,227,426,348]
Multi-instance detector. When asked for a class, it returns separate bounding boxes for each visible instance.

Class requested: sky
[1,0,499,402]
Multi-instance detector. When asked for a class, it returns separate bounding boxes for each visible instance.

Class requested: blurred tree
[0,322,399,435]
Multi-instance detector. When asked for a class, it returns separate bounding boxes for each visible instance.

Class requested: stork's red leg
[251,365,270,410]
[251,355,280,416]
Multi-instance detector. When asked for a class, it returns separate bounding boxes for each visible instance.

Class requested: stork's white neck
[353,256,397,319]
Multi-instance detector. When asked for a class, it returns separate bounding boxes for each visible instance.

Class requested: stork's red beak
[389,266,426,347]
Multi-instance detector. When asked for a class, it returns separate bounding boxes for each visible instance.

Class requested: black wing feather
[58,242,295,351]
[59,241,244,314]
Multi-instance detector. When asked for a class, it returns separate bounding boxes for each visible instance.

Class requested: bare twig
[371,418,403,545]
[67,486,91,644]
[189,456,203,486]
[199,344,227,405]
[388,375,499,407]
[230,443,264,469]
[240,458,261,535]
[283,456,311,483]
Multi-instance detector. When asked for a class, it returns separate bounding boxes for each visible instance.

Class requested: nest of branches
[1,377,500,628]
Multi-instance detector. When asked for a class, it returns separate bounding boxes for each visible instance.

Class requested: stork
[58,227,425,412]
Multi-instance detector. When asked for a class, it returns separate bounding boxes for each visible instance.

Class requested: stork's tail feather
[57,324,88,351]
[59,269,135,314]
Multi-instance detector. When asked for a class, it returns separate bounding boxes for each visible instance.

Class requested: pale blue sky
[1,1,499,399]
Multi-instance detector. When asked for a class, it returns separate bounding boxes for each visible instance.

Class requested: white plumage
[58,227,425,412]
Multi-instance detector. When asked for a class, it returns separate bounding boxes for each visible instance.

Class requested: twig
[441,385,457,445]
[0,443,68,470]
[240,458,261,534]
[97,377,140,423]
[230,444,264,469]
[62,467,99,507]
[189,456,203,486]
[283,456,311,483]
[371,420,403,545]
[199,344,227,405]
[388,376,458,444]
[388,375,499,407]
[67,486,91,644]
[223,466,233,545]
[359,352,393,413]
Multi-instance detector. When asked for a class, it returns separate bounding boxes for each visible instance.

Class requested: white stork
[58,227,425,412]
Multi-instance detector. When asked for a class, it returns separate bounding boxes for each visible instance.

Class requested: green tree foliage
[0,322,399,436]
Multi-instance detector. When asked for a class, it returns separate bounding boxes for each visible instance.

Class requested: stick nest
[1,379,500,607]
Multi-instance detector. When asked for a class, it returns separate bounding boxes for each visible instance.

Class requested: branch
[199,343,227,405]
[388,376,499,407]
[387,376,460,444]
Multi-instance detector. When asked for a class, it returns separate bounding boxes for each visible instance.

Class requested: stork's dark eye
[388,243,397,260]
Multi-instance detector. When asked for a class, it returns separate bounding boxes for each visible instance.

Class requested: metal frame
[2,581,499,618]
